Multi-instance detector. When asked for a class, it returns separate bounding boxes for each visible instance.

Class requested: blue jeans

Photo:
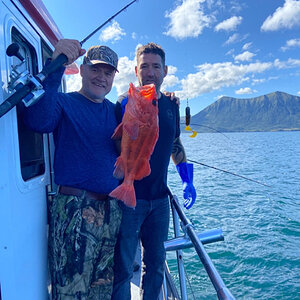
[112,197,170,300]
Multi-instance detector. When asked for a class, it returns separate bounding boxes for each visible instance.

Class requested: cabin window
[12,28,45,181]
[41,39,52,65]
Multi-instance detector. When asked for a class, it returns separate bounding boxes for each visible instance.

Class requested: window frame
[12,27,46,181]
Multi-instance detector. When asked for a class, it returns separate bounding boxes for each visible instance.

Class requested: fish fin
[112,123,123,139]
[135,159,151,180]
[109,183,136,208]
[124,121,139,140]
[113,157,125,179]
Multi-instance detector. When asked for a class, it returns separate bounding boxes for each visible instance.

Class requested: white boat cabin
[0,1,70,299]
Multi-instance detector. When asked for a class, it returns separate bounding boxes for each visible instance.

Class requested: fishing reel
[6,43,44,107]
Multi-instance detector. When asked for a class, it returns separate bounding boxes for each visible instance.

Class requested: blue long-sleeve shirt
[23,64,118,194]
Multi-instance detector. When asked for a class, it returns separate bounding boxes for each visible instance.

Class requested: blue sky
[42,0,300,115]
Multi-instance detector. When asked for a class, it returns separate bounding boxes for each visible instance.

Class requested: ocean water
[166,131,300,300]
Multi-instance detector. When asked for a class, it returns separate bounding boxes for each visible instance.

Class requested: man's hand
[52,39,86,65]
[163,91,180,106]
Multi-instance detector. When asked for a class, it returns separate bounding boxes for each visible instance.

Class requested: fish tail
[109,183,136,208]
[113,157,125,179]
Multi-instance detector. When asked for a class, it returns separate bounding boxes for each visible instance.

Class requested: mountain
[188,91,300,133]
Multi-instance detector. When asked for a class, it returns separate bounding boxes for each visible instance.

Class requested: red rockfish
[109,83,159,207]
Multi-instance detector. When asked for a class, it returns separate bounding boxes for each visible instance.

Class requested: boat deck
[130,244,164,300]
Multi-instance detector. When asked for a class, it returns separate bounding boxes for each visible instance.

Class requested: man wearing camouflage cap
[23,39,122,300]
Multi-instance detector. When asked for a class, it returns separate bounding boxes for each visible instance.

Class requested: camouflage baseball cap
[83,45,118,72]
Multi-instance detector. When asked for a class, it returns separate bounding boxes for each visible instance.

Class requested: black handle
[0,83,33,118]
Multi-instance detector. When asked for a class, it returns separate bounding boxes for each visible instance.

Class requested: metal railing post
[171,199,188,300]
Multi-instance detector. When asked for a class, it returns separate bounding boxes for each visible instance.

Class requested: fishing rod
[187,158,271,188]
[80,0,137,45]
[180,122,230,139]
[191,123,230,139]
[0,0,138,119]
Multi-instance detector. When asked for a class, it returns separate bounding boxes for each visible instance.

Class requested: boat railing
[163,191,235,300]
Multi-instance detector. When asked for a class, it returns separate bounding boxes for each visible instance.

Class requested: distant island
[185,91,300,133]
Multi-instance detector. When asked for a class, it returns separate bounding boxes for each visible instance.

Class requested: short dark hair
[136,43,166,66]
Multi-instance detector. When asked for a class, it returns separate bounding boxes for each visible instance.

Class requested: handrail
[163,261,181,300]
[164,228,224,252]
[167,191,236,300]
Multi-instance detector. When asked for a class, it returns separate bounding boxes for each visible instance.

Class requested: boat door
[0,2,54,299]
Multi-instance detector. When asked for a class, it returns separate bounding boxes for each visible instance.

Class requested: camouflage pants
[48,193,122,300]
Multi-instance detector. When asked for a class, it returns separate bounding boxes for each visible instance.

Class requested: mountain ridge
[188,91,300,132]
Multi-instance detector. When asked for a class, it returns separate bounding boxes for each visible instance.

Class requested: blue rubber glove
[176,162,197,209]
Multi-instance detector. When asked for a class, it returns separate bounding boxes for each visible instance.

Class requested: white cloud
[242,42,252,50]
[229,1,244,14]
[285,58,300,67]
[162,65,180,91]
[268,76,279,81]
[215,16,242,32]
[224,33,248,45]
[273,59,286,69]
[172,57,300,100]
[274,58,300,69]
[286,38,300,47]
[66,73,82,92]
[235,87,257,95]
[226,49,235,56]
[164,0,213,39]
[167,65,178,75]
[135,43,143,53]
[174,61,272,99]
[252,78,266,85]
[162,75,180,91]
[225,33,239,44]
[281,38,300,51]
[113,56,137,96]
[99,21,126,42]
[131,32,137,40]
[261,0,300,31]
[234,51,256,62]
[298,91,300,95]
